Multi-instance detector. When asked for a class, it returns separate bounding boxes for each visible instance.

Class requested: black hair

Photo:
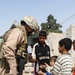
[73,40,75,44]
[59,38,72,51]
[50,56,58,63]
[39,30,47,37]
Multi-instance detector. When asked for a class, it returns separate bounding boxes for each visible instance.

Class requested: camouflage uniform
[0,25,27,75]
[0,16,39,75]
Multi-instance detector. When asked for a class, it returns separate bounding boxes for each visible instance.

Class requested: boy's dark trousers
[17,56,26,75]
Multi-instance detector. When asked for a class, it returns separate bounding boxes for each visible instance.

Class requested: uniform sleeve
[3,28,24,68]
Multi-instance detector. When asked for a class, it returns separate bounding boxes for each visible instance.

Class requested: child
[45,56,58,73]
[50,38,73,75]
[38,56,58,75]
[72,40,75,75]
[30,30,51,75]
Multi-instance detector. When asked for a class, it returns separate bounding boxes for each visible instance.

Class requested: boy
[72,40,75,75]
[45,56,58,73]
[51,38,73,75]
[30,30,51,75]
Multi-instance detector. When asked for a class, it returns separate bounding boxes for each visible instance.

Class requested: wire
[60,14,75,24]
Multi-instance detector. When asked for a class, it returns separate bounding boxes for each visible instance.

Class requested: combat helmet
[21,16,39,31]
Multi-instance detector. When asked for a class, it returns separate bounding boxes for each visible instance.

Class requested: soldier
[0,16,39,75]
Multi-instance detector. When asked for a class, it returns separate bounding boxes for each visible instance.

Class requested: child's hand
[38,70,43,75]
[38,70,46,75]
[44,63,49,67]
[40,64,46,69]
[29,58,37,62]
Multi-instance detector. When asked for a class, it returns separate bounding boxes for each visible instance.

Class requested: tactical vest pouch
[22,51,28,64]
[16,51,28,65]
[21,51,28,58]
[16,42,28,64]
[16,50,28,58]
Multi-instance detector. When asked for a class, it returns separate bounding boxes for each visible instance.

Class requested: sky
[0,0,75,35]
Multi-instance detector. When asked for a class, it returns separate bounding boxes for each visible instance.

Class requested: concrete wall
[66,25,75,62]
[46,32,66,56]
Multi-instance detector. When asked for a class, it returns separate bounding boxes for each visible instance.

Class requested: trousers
[0,58,17,75]
[17,56,26,75]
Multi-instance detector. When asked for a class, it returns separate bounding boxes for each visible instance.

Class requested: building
[66,25,75,62]
[46,25,75,56]
[46,32,66,55]
[66,25,75,41]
